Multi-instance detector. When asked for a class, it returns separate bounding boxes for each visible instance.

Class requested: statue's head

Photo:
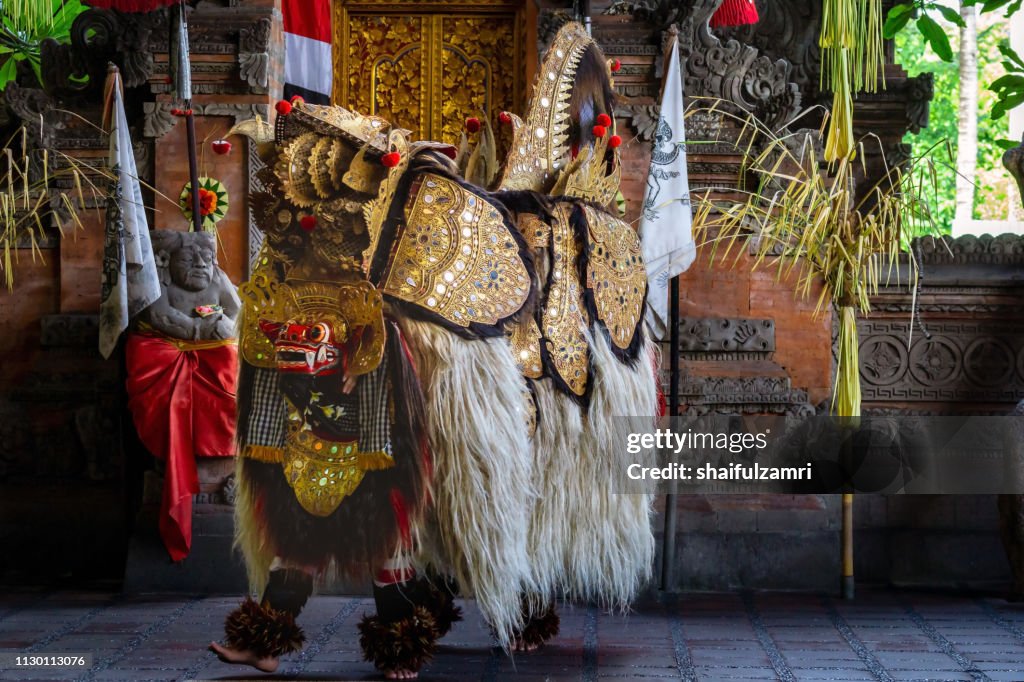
[152,230,218,292]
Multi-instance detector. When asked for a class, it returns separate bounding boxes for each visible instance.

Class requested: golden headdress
[497,22,621,207]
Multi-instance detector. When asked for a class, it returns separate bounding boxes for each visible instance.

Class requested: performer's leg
[210,560,315,672]
[358,558,460,680]
[511,595,560,652]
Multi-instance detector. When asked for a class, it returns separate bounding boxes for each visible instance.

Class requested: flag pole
[184,111,202,232]
[660,275,680,591]
[172,0,201,232]
[658,30,682,592]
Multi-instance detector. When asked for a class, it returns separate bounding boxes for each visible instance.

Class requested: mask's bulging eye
[308,322,330,344]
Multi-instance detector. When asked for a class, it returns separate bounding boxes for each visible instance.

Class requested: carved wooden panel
[335,1,526,145]
[858,320,1024,404]
[859,235,1024,411]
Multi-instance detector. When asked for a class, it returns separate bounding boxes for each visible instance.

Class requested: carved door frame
[334,0,536,141]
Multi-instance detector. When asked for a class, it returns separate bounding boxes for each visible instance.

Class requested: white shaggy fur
[568,331,658,607]
[396,316,537,648]
[527,331,657,609]
[397,307,659,640]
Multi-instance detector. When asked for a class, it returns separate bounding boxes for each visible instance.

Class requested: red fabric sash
[125,333,238,562]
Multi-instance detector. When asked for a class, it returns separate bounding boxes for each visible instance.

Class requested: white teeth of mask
[317,346,327,364]
[306,351,315,368]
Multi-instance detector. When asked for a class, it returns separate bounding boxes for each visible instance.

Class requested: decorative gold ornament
[554,134,621,209]
[282,410,394,516]
[508,314,544,379]
[541,203,589,396]
[276,132,321,208]
[238,250,288,368]
[517,213,551,249]
[362,130,413,269]
[238,255,386,377]
[582,205,646,350]
[343,143,383,195]
[381,173,531,328]
[327,139,356,192]
[497,23,591,193]
[308,136,337,199]
[289,102,390,153]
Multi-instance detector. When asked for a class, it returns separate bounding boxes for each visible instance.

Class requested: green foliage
[991,41,1024,123]
[0,0,88,92]
[896,26,957,233]
[916,13,954,61]
[886,0,1023,124]
[895,12,1014,227]
[884,2,965,59]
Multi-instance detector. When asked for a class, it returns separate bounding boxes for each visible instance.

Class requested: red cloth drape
[125,333,238,562]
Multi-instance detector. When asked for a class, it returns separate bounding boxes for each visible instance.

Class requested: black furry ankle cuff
[224,597,305,658]
[515,604,560,648]
[358,606,439,673]
[423,581,462,636]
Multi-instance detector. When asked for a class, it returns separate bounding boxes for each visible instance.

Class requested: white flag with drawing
[98,68,161,359]
[639,35,695,341]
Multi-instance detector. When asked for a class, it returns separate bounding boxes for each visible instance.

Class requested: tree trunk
[955,3,978,227]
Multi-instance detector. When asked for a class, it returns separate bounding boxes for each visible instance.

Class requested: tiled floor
[1,589,1023,681]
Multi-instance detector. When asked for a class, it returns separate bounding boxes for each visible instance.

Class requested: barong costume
[223,23,659,675]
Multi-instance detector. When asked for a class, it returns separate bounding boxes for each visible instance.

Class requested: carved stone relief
[680,318,775,353]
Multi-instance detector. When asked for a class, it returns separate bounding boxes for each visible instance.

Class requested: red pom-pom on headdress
[290,95,305,105]
[381,152,401,168]
[592,125,607,138]
[596,113,612,128]
[275,100,292,116]
[498,111,512,125]
[299,215,317,232]
[611,59,621,72]
[608,134,622,149]
[710,0,759,27]
[465,117,481,133]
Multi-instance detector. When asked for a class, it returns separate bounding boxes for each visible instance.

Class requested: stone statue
[125,228,241,563]
[138,230,240,340]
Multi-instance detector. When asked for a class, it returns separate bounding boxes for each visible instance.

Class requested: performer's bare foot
[208,641,279,673]
[383,668,418,679]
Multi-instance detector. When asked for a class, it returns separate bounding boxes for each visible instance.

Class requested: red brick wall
[152,112,249,285]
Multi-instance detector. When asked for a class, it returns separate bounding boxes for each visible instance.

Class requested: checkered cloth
[358,349,391,455]
[244,357,391,455]
[246,368,287,448]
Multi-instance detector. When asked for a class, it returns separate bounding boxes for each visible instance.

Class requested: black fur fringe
[422,577,462,637]
[569,42,618,149]
[514,603,560,649]
[223,597,305,659]
[358,606,439,673]
[236,322,431,581]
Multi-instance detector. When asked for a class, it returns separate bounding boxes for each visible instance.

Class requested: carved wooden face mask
[259,318,346,376]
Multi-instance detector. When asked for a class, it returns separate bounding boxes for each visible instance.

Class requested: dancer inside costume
[211,23,659,679]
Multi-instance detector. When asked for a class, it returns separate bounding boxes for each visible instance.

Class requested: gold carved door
[335,1,528,146]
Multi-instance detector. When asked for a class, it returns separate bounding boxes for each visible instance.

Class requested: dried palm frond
[692,106,943,418]
[820,0,885,162]
[0,125,110,290]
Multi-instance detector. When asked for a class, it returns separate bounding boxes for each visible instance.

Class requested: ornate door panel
[336,1,527,145]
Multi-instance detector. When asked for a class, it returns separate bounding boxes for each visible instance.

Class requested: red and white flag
[284,0,332,105]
